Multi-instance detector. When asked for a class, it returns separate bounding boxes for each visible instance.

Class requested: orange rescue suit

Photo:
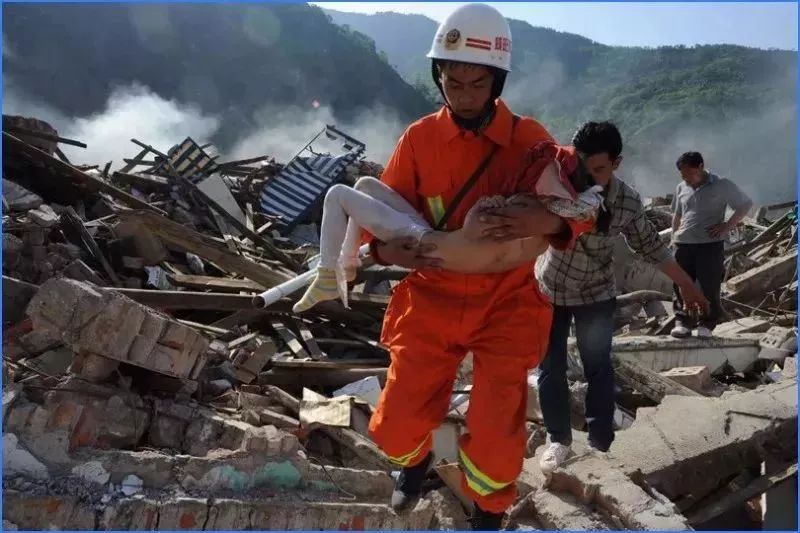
[367,100,585,513]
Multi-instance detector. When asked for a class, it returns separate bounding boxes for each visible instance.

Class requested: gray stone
[183,414,225,456]
[531,488,614,530]
[3,433,49,480]
[148,414,188,450]
[62,259,105,285]
[24,346,74,376]
[3,234,24,268]
[205,379,233,397]
[612,380,797,502]
[27,204,59,227]
[3,179,42,211]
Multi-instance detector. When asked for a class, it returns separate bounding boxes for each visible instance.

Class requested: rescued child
[293,140,603,312]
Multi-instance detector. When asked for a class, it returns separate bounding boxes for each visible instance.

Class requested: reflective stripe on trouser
[369,271,553,513]
[386,433,432,467]
[458,449,512,496]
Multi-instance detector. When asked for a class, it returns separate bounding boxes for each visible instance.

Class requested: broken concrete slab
[725,252,797,302]
[715,317,773,336]
[2,276,39,325]
[3,179,43,211]
[611,380,797,504]
[26,278,209,379]
[3,433,50,480]
[781,356,797,380]
[530,487,615,530]
[545,453,691,530]
[608,333,762,374]
[425,487,469,530]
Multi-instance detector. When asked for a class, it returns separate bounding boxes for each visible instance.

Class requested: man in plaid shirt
[482,121,709,471]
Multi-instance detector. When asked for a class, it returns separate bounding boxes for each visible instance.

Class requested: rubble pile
[2,115,796,530]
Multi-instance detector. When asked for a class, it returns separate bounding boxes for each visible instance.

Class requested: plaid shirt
[537,176,672,306]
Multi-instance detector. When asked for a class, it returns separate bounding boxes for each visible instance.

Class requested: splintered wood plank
[169,273,264,293]
[245,203,255,232]
[270,319,310,359]
[228,332,259,350]
[211,211,240,253]
[293,318,324,360]
[117,210,293,288]
[61,207,122,287]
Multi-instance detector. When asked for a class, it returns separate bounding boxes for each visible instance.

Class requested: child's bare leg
[294,181,429,313]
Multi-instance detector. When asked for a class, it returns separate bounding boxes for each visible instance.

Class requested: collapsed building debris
[2,115,796,530]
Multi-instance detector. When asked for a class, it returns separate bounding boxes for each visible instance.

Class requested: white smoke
[229,103,405,165]
[3,82,220,168]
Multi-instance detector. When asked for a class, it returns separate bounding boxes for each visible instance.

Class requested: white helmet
[427,3,512,72]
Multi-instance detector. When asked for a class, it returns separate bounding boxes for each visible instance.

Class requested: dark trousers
[537,299,616,452]
[672,241,725,329]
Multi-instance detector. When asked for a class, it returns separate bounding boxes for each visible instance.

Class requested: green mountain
[324,9,797,203]
[2,3,434,151]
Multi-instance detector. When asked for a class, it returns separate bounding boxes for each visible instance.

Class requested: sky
[313,2,798,50]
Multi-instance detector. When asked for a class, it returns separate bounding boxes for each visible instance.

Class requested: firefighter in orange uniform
[366,4,587,529]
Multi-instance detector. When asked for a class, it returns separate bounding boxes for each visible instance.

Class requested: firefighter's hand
[377,237,442,270]
[678,283,710,317]
[479,196,544,242]
[463,196,506,240]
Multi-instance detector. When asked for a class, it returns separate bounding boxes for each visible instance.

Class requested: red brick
[179,512,197,529]
[69,408,98,450]
[47,402,83,431]
[339,516,366,530]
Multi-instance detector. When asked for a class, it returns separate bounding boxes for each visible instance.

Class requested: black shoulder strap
[434,114,520,231]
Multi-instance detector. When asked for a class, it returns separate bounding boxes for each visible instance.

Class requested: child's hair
[571,121,623,160]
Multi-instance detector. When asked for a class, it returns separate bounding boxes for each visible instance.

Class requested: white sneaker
[696,326,712,338]
[670,325,691,339]
[539,442,571,474]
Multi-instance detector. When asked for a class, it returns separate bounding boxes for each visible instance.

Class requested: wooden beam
[168,273,264,293]
[217,155,272,169]
[61,207,122,287]
[612,356,701,403]
[117,210,293,289]
[114,288,296,311]
[270,319,310,359]
[687,463,797,525]
[259,367,387,388]
[54,147,71,164]
[293,318,324,360]
[119,147,151,174]
[3,125,87,148]
[152,153,298,270]
[3,132,165,215]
